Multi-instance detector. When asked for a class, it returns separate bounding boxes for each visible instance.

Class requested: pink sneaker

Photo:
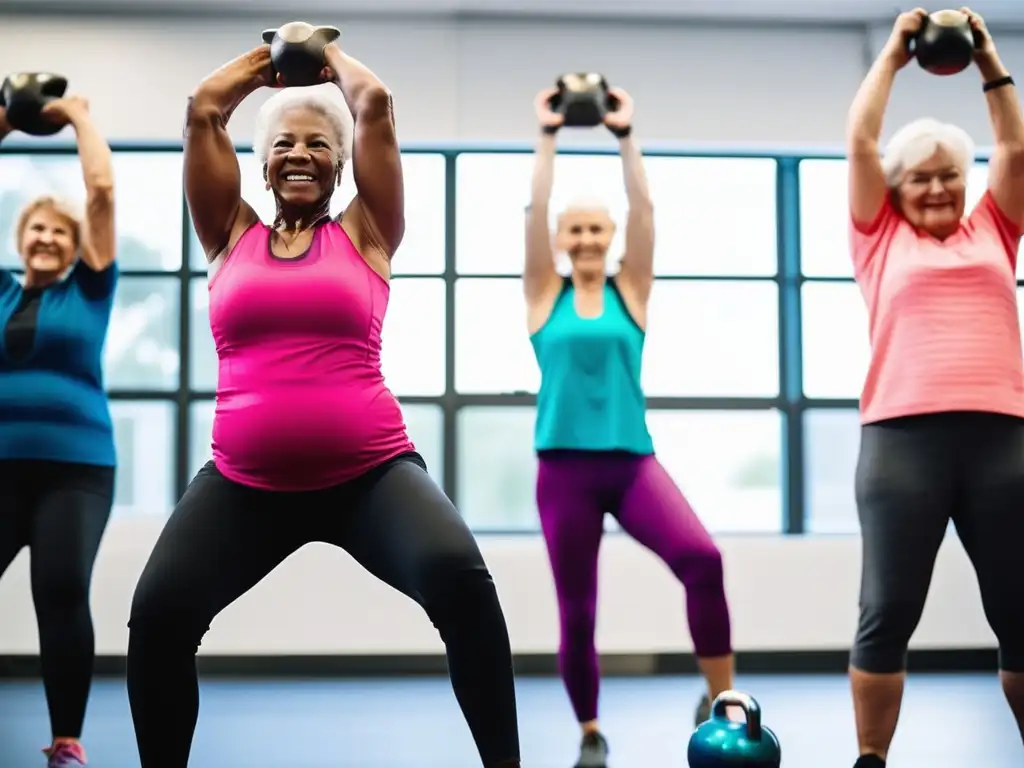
[43,741,87,767]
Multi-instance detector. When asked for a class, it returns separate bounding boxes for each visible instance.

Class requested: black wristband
[608,124,632,139]
[984,75,1014,92]
[541,124,560,135]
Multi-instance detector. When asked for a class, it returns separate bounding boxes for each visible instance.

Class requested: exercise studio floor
[0,673,1015,766]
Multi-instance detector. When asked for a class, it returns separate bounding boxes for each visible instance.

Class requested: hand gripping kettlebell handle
[904,13,929,57]
[711,690,762,741]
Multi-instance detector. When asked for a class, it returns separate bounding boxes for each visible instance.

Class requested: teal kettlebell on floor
[688,691,781,767]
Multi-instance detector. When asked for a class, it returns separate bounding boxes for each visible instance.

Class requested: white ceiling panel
[5,0,1024,25]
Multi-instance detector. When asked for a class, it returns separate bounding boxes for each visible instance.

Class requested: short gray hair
[881,117,975,187]
[252,83,353,167]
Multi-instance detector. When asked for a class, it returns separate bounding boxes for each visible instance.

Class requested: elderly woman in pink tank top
[123,38,521,768]
[844,8,1024,768]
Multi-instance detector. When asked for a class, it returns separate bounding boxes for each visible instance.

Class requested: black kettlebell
[262,21,341,87]
[0,72,68,136]
[546,73,621,128]
[908,10,979,76]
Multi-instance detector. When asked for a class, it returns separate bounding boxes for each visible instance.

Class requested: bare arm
[525,133,561,303]
[0,112,12,285]
[325,46,404,259]
[846,10,924,226]
[67,103,115,271]
[971,16,1024,228]
[185,47,273,261]
[616,135,654,303]
[524,88,564,304]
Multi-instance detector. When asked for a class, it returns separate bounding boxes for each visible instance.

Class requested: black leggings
[127,455,520,768]
[0,459,114,738]
[852,411,1024,674]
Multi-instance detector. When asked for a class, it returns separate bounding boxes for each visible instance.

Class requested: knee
[127,571,205,655]
[851,601,922,674]
[32,567,90,614]
[670,544,725,591]
[418,543,501,624]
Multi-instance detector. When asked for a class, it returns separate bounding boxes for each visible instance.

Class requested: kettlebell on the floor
[687,691,781,767]
[546,73,620,128]
[0,72,68,136]
[262,21,341,87]
[909,9,978,76]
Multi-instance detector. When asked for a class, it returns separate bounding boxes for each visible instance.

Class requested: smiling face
[17,199,78,276]
[893,145,967,240]
[555,208,616,279]
[264,106,340,211]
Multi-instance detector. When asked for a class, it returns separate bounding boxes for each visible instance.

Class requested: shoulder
[967,191,1021,247]
[69,260,118,303]
[0,270,18,294]
[850,196,903,244]
[849,198,908,282]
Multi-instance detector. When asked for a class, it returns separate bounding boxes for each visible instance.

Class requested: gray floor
[0,673,1017,766]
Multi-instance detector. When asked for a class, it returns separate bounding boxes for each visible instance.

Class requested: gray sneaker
[574,731,608,768]
[694,693,711,725]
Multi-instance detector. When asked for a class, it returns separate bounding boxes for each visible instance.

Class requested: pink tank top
[851,190,1024,424]
[208,220,414,491]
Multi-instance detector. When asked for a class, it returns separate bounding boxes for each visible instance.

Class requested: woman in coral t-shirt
[844,8,1024,768]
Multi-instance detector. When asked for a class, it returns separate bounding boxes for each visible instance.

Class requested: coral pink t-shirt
[851,191,1024,424]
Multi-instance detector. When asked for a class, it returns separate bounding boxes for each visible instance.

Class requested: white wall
[0,13,1015,657]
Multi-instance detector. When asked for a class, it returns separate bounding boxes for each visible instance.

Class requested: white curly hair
[560,196,612,217]
[252,83,353,167]
[881,117,975,187]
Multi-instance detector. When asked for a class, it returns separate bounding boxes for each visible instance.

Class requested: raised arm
[185,47,275,262]
[41,97,115,272]
[604,89,653,304]
[846,10,924,227]
[967,9,1024,229]
[324,46,404,259]
[524,89,563,305]
[0,110,12,287]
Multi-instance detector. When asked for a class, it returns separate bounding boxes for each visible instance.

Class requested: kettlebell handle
[261,24,342,46]
[711,690,762,741]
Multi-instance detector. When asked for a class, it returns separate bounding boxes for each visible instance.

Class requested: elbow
[846,134,879,160]
[354,86,393,122]
[86,181,114,210]
[631,196,654,215]
[185,87,225,128]
[998,141,1024,173]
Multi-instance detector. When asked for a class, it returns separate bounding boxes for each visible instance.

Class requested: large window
[800,281,869,400]
[455,153,778,277]
[14,139,984,536]
[111,401,176,517]
[456,407,782,532]
[799,158,994,278]
[106,277,181,391]
[0,152,183,271]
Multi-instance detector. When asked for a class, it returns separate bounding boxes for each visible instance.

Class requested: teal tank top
[530,277,654,454]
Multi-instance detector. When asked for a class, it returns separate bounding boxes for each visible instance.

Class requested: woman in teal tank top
[525,85,738,768]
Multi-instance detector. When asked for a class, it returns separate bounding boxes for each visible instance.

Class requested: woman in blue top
[0,96,118,768]
[525,86,736,768]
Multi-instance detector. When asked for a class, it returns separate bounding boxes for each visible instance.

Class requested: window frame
[5,141,990,533]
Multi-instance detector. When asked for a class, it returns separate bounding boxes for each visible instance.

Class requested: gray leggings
[852,411,1024,674]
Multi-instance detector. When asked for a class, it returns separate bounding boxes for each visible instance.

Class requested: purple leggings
[536,451,732,723]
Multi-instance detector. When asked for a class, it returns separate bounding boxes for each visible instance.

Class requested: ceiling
[6,0,1024,25]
